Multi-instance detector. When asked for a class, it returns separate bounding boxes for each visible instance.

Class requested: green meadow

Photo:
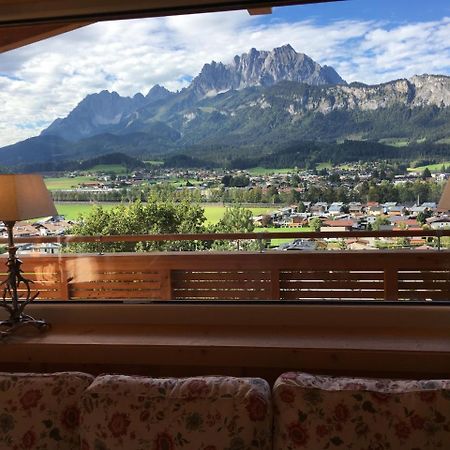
[45,176,96,191]
[55,202,119,220]
[55,202,277,224]
[246,167,295,176]
[203,206,274,224]
[54,202,307,247]
[379,138,410,147]
[315,162,332,170]
[89,164,128,174]
[254,226,313,246]
[407,161,450,172]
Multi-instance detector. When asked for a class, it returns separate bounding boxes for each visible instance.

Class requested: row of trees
[67,192,256,253]
[53,178,445,206]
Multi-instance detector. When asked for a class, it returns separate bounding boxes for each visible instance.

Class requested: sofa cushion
[0,371,94,450]
[273,372,450,450]
[80,375,272,450]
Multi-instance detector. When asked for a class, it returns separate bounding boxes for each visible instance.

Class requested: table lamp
[0,174,57,338]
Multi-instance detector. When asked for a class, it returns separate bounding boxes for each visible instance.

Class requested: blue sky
[274,0,450,23]
[0,0,449,147]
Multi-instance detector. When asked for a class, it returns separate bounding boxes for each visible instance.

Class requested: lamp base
[1,222,50,339]
[0,315,50,339]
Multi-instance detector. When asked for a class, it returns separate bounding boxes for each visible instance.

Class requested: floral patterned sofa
[0,371,94,450]
[1,371,449,450]
[273,371,450,450]
[80,374,272,450]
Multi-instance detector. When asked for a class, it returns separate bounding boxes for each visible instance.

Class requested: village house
[321,219,356,232]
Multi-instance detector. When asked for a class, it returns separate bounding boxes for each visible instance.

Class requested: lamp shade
[438,179,450,213]
[0,174,57,222]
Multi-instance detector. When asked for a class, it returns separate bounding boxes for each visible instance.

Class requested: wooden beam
[248,7,272,15]
[0,0,344,52]
[0,0,345,27]
[0,22,91,53]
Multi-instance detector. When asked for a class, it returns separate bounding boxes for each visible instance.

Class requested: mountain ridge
[40,44,348,142]
[1,45,449,168]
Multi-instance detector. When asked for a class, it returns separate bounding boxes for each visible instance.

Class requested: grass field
[55,202,277,223]
[407,161,450,173]
[54,203,309,247]
[254,226,313,246]
[167,178,204,188]
[55,202,119,219]
[315,162,332,170]
[89,164,128,174]
[379,138,410,147]
[45,176,96,191]
[246,167,295,176]
[203,206,275,223]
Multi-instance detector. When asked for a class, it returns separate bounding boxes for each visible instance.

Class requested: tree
[286,189,301,204]
[290,174,300,187]
[66,197,207,253]
[221,175,232,187]
[230,175,250,188]
[395,222,410,248]
[372,216,390,231]
[215,206,254,233]
[421,167,432,179]
[297,202,306,213]
[417,209,432,225]
[338,239,348,250]
[211,206,258,250]
[309,217,322,232]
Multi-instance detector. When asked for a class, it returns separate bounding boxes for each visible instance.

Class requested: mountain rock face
[410,75,450,107]
[42,90,148,141]
[279,75,450,116]
[41,45,347,142]
[2,45,449,168]
[187,44,346,99]
[145,84,175,103]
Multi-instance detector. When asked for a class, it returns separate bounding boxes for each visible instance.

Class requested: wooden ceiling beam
[0,0,344,53]
[0,0,343,26]
[248,7,272,15]
[0,22,91,53]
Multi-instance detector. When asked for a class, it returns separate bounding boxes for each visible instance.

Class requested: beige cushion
[273,371,450,450]
[81,375,272,450]
[0,371,94,450]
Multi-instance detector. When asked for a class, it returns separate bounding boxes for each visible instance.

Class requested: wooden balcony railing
[2,228,450,245]
[1,229,448,302]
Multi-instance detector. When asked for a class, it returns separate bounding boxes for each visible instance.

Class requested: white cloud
[0,11,449,147]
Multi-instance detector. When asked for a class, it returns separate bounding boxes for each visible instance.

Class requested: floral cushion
[273,372,450,450]
[0,371,94,450]
[80,375,272,450]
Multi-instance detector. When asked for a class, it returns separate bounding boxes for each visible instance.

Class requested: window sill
[1,303,449,378]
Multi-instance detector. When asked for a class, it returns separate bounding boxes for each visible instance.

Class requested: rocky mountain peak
[42,90,147,142]
[32,46,449,152]
[145,84,174,103]
[188,44,346,99]
[409,74,450,107]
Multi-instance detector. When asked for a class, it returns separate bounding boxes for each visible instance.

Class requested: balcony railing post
[59,268,70,300]
[160,269,172,300]
[270,270,280,300]
[384,268,399,301]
